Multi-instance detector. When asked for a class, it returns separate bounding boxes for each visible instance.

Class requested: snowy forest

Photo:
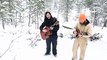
[0,0,107,29]
[0,0,107,60]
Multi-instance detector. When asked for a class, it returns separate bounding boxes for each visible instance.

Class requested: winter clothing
[72,19,92,60]
[40,15,59,56]
[46,35,58,55]
[40,17,59,36]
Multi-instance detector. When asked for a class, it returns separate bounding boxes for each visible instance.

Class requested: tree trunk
[1,13,5,29]
[28,1,31,27]
[103,20,107,27]
[37,11,39,29]
[93,8,98,26]
[65,0,69,22]
[0,1,5,29]
[19,13,22,22]
[9,0,13,25]
[15,11,18,27]
[28,10,31,27]
[35,11,39,29]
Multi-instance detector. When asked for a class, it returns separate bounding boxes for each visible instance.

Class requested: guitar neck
[51,21,59,27]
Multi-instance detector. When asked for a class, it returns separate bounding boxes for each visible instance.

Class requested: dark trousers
[46,35,58,55]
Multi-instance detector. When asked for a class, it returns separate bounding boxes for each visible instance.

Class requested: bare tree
[0,0,6,29]
[26,0,45,28]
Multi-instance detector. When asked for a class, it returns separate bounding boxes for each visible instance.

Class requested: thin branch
[0,35,22,58]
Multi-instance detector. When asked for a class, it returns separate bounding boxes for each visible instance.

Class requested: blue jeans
[46,35,58,55]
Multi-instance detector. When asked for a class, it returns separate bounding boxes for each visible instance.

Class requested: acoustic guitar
[40,21,59,40]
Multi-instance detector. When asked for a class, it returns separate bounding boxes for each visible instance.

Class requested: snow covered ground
[0,23,107,60]
[0,8,107,60]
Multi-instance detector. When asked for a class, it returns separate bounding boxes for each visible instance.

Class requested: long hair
[44,11,53,21]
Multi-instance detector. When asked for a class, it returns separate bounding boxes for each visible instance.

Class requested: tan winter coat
[75,22,92,41]
[72,22,92,60]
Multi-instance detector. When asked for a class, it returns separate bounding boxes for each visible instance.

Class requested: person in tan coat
[72,13,92,60]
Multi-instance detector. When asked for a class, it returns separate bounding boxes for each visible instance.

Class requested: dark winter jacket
[40,17,59,36]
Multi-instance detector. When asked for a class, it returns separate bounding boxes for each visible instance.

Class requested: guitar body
[40,26,52,40]
[40,20,59,40]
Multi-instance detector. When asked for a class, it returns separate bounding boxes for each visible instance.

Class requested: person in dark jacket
[40,11,59,57]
